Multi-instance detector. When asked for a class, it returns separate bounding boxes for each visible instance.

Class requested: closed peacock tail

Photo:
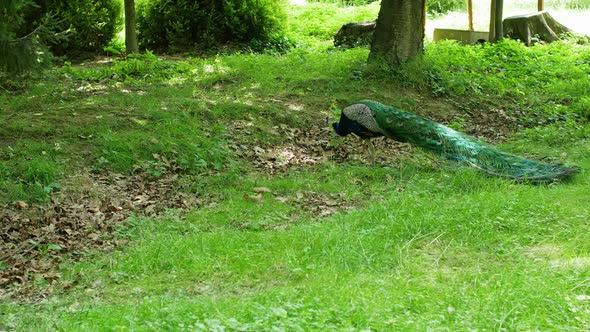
[332,100,580,184]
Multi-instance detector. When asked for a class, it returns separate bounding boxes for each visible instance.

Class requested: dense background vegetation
[17,0,122,56]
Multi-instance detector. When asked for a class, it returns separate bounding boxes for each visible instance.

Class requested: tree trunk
[494,0,504,42]
[368,0,426,66]
[124,0,138,54]
[489,0,496,41]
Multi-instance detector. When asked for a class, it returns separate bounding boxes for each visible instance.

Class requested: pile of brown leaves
[0,171,204,293]
[231,119,408,173]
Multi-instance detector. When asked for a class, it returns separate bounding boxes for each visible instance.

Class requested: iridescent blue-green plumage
[333,100,579,184]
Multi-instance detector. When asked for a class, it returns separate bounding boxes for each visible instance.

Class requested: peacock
[332,100,579,184]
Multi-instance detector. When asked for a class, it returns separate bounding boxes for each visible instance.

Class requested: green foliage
[137,0,288,52]
[96,123,232,175]
[3,162,590,329]
[567,0,590,9]
[518,120,590,146]
[103,38,125,56]
[0,156,60,202]
[0,34,52,78]
[545,0,590,9]
[0,0,30,40]
[18,0,122,57]
[0,0,56,80]
[62,52,189,81]
[395,39,590,125]
[247,33,296,55]
[427,0,466,15]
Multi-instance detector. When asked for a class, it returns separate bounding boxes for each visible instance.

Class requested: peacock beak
[332,122,341,135]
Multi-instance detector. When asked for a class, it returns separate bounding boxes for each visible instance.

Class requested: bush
[427,0,466,15]
[137,0,288,52]
[18,0,122,57]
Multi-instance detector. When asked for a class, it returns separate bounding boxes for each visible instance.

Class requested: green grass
[2,161,589,330]
[286,1,379,48]
[1,1,590,330]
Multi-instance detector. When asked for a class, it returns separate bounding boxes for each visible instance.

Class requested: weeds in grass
[0,153,61,202]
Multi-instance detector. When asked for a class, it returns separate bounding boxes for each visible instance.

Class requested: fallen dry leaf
[245,194,263,202]
[14,201,28,209]
[253,187,272,193]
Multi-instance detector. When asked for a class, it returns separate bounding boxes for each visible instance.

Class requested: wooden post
[468,0,473,31]
[423,0,427,34]
[489,0,496,41]
[538,0,544,11]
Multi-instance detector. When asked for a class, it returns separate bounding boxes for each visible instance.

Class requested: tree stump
[503,11,571,46]
[334,20,376,48]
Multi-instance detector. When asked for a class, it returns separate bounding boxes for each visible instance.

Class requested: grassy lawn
[1,1,590,331]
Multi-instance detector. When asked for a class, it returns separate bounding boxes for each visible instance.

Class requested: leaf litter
[0,169,205,297]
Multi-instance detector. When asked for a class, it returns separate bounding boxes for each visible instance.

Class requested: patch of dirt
[236,188,358,231]
[231,98,518,173]
[289,190,357,218]
[420,99,518,142]
[230,118,412,173]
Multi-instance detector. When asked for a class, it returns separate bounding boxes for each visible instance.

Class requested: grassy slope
[1,1,590,331]
[3,167,590,330]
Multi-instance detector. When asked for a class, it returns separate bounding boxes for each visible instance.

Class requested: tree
[124,0,138,53]
[489,0,504,42]
[0,0,53,77]
[368,0,426,66]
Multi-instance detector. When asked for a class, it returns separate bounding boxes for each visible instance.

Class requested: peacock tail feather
[333,100,580,184]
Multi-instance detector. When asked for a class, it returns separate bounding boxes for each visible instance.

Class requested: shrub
[137,0,288,52]
[1,0,56,77]
[247,33,296,54]
[18,0,122,57]
[307,0,378,6]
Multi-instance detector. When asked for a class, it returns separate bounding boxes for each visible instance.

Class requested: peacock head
[333,104,384,138]
[332,121,350,137]
[333,112,383,139]
[332,111,354,137]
